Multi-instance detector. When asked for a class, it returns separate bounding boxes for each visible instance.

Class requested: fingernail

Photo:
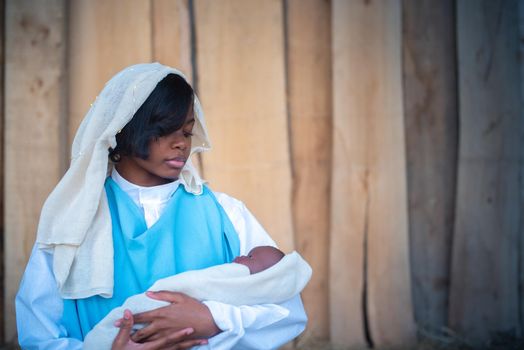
[124,310,131,320]
[145,291,155,297]
[200,339,209,345]
[114,320,122,327]
[185,328,194,335]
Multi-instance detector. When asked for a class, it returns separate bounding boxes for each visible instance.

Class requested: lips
[165,156,187,169]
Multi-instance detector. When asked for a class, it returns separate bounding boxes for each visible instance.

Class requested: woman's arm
[206,193,308,349]
[130,192,308,349]
[17,245,202,350]
[131,292,307,350]
[203,294,307,349]
[16,245,83,350]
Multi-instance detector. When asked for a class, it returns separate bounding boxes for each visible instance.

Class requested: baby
[83,246,311,349]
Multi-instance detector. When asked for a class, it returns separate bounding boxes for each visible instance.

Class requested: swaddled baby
[84,246,312,349]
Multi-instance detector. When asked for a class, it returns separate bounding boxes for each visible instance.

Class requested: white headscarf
[36,63,211,299]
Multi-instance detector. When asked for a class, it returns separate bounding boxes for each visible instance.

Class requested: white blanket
[83,251,312,349]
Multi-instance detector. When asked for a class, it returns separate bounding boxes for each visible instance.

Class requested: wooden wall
[331,1,415,347]
[403,0,458,334]
[449,0,522,343]
[3,0,523,348]
[4,0,67,340]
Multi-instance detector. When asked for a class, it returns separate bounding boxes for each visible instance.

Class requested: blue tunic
[62,178,240,339]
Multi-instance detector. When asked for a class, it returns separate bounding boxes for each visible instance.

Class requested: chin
[161,171,182,181]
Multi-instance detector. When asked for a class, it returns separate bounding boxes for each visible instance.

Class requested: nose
[233,256,246,263]
[170,133,188,150]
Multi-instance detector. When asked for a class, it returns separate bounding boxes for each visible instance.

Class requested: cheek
[148,141,168,158]
[147,147,162,162]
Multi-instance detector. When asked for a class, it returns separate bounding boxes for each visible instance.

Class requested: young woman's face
[116,111,195,186]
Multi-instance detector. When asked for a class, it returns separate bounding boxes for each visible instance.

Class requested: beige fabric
[83,252,312,350]
[36,63,211,299]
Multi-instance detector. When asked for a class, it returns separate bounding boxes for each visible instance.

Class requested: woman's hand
[130,291,221,343]
[112,309,208,350]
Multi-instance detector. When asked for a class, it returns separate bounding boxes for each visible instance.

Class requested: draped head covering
[36,63,211,299]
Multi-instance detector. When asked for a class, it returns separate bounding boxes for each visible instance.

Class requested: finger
[131,323,158,343]
[173,338,209,349]
[145,290,186,303]
[112,310,134,348]
[140,328,194,350]
[132,308,159,324]
[133,330,163,343]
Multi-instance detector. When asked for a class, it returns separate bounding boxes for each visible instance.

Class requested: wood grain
[286,0,331,343]
[519,0,524,338]
[68,0,152,147]
[152,0,193,82]
[331,0,416,346]
[402,0,458,331]
[0,0,5,342]
[330,0,366,346]
[450,0,522,343]
[4,0,66,340]
[195,0,294,252]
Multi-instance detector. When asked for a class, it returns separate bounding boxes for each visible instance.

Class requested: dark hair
[109,73,194,161]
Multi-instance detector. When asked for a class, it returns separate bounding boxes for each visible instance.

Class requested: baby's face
[233,246,284,274]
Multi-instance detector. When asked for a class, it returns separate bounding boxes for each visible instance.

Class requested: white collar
[111,168,180,206]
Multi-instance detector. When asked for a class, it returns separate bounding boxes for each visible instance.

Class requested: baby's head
[233,246,285,274]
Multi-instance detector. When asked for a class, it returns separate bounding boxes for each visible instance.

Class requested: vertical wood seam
[60,0,70,174]
[448,0,460,331]
[189,0,198,93]
[282,0,295,184]
[281,2,296,348]
[150,0,156,61]
[0,0,4,343]
[188,0,204,177]
[518,129,524,338]
[362,173,374,348]
[325,0,334,337]
[447,0,459,332]
[518,0,524,336]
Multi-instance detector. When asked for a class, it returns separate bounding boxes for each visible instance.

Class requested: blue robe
[62,178,240,339]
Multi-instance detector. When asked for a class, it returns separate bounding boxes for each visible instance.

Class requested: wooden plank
[517,1,524,337]
[195,0,294,252]
[363,1,416,345]
[286,0,331,344]
[4,0,66,340]
[331,0,416,347]
[68,0,152,147]
[0,0,5,343]
[402,0,458,331]
[152,0,193,82]
[330,1,365,345]
[449,0,522,344]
